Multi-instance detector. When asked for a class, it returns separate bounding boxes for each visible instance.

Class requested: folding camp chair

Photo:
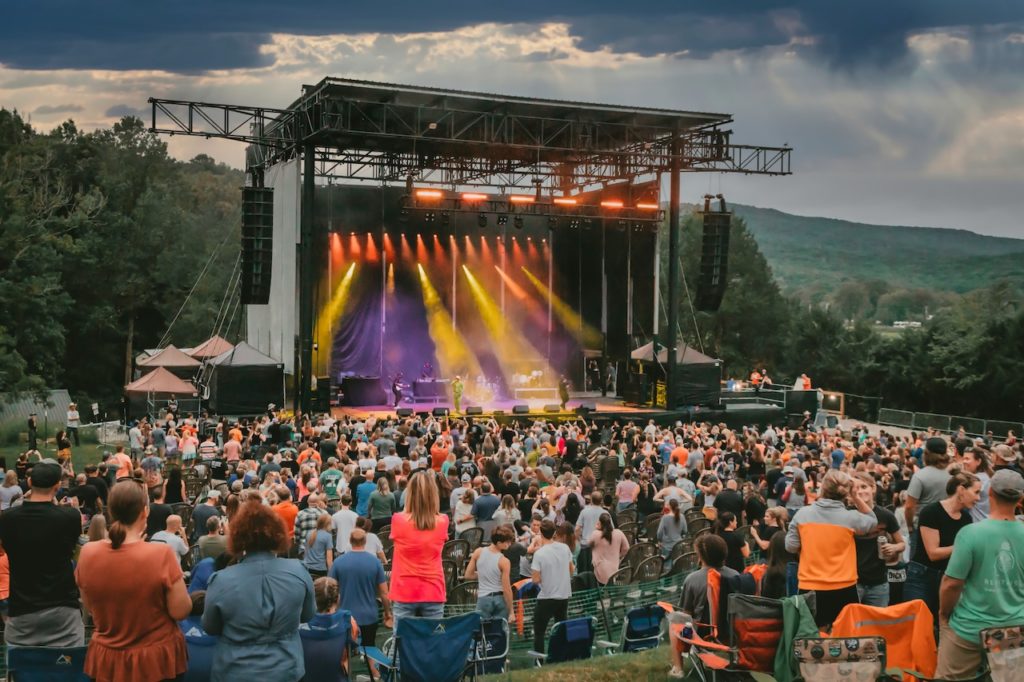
[5,646,89,681]
[363,612,483,682]
[597,603,666,654]
[792,636,887,682]
[299,609,357,682]
[679,591,782,682]
[981,623,1024,682]
[527,616,596,666]
[471,618,510,675]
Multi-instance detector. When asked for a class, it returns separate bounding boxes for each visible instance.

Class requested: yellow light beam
[462,265,553,382]
[521,266,604,348]
[316,262,357,372]
[417,264,482,380]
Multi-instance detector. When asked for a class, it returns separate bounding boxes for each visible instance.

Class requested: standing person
[302,514,334,578]
[331,493,359,556]
[589,513,629,585]
[935,470,1024,681]
[531,519,574,654]
[614,470,639,512]
[452,376,464,414]
[26,413,37,452]
[558,376,570,410]
[657,499,688,559]
[198,517,227,561]
[575,491,606,548]
[203,500,316,681]
[714,511,750,574]
[852,472,905,608]
[151,515,190,566]
[904,437,952,540]
[388,470,450,623]
[329,528,392,648]
[0,460,84,647]
[66,402,81,447]
[75,480,191,682]
[367,478,397,532]
[464,525,515,621]
[471,482,501,542]
[0,471,23,510]
[785,470,877,628]
[961,447,993,522]
[904,472,979,621]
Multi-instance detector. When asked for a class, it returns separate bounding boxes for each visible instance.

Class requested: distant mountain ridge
[719,204,1024,294]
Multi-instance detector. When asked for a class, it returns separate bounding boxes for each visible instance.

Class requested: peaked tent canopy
[208,342,284,415]
[188,336,234,359]
[630,341,719,365]
[124,367,197,395]
[137,344,201,368]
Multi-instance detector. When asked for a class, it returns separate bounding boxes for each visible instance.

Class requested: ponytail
[669,498,680,522]
[109,520,127,549]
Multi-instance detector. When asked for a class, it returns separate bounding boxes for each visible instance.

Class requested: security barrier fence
[878,408,1022,439]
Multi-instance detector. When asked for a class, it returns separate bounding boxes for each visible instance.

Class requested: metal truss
[150,87,791,191]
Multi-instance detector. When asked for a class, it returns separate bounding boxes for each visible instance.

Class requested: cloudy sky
[3,2,1023,236]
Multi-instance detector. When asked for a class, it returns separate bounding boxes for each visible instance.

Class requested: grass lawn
[0,440,113,474]
[486,646,673,682]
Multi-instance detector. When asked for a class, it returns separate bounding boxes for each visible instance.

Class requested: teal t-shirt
[946,519,1024,642]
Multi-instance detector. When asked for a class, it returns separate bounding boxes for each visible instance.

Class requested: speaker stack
[696,195,732,312]
[241,187,274,305]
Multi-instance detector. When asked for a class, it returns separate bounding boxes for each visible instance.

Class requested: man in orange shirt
[109,446,134,481]
[272,485,299,543]
[228,424,243,442]
[670,439,688,466]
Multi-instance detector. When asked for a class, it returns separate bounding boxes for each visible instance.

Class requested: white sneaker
[668,666,685,679]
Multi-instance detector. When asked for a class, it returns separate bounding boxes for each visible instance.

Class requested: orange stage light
[600,200,624,209]
[461,192,488,201]
[415,189,443,199]
[553,197,577,206]
[636,202,660,210]
[509,195,535,204]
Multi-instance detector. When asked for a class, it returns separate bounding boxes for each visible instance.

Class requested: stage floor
[331,392,663,421]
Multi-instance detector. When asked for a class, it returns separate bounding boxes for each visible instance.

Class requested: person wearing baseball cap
[904,436,952,534]
[0,460,84,647]
[936,469,1024,680]
[992,443,1023,476]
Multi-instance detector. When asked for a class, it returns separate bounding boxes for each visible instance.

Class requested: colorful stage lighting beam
[463,234,477,259]
[493,265,529,301]
[387,263,395,295]
[349,233,361,257]
[416,264,482,379]
[521,266,604,348]
[383,233,395,261]
[400,234,412,261]
[462,265,552,381]
[366,234,379,262]
[415,234,428,263]
[315,262,358,368]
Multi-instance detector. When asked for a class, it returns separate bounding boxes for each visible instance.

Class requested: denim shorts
[476,594,508,620]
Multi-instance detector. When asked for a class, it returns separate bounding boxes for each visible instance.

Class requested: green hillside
[728,204,1024,294]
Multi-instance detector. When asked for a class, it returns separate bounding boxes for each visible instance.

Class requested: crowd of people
[0,406,1022,681]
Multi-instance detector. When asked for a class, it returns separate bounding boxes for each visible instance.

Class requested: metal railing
[878,408,1022,438]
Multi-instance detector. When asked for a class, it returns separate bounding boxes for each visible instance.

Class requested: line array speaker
[241,187,274,305]
[695,210,731,312]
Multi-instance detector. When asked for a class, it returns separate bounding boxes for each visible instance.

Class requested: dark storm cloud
[32,103,84,115]
[1,1,1022,72]
[104,104,148,118]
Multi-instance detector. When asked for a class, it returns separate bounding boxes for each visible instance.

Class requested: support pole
[665,131,681,409]
[298,143,316,416]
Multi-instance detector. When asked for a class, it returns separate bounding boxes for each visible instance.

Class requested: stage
[331,392,787,428]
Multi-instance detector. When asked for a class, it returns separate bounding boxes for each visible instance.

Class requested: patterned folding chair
[981,623,1024,682]
[644,513,663,541]
[606,566,632,586]
[447,580,479,606]
[623,541,657,575]
[793,636,887,682]
[442,539,471,571]
[630,555,664,583]
[459,527,484,552]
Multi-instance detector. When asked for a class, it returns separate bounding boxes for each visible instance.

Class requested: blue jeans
[903,561,942,621]
[476,594,508,620]
[857,582,890,608]
[392,600,445,628]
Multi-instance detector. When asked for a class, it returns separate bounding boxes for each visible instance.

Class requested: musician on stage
[421,361,434,379]
[391,373,404,409]
[452,375,464,413]
[558,375,571,410]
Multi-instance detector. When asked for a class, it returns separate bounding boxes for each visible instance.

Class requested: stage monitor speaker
[512,404,530,415]
[395,408,413,417]
[241,187,274,305]
[432,407,450,417]
[465,406,483,415]
[543,404,561,413]
[575,402,596,416]
[492,410,506,416]
[696,210,731,312]
[416,411,430,420]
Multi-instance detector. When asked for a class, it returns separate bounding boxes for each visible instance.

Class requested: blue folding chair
[597,604,666,654]
[299,610,356,682]
[363,612,482,682]
[5,646,89,682]
[527,616,596,666]
[180,616,217,682]
[472,618,510,675]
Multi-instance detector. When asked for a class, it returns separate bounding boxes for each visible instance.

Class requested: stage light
[399,208,409,222]
[569,218,580,229]
[553,197,577,206]
[424,211,436,223]
[513,215,524,230]
[477,213,488,228]
[600,199,624,209]
[522,266,604,348]
[415,189,443,200]
[497,215,509,226]
[440,211,450,226]
[509,195,535,204]
[417,264,482,380]
[548,216,558,229]
[637,202,659,210]
[463,193,488,202]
